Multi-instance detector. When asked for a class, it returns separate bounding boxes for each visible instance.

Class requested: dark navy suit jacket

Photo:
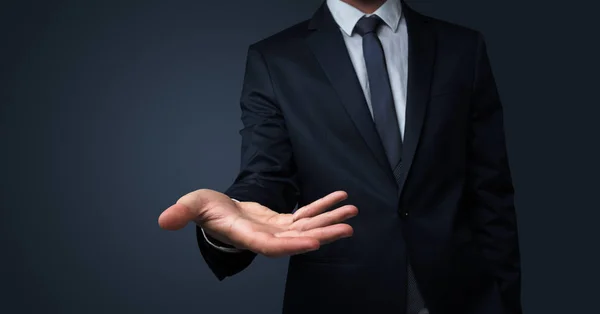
[197,2,522,313]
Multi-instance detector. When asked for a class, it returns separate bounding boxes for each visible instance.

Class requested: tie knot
[354,15,383,36]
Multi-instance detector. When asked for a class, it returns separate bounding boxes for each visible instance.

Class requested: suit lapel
[306,4,395,183]
[398,2,436,197]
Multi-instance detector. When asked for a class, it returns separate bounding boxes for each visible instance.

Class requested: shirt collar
[326,0,402,36]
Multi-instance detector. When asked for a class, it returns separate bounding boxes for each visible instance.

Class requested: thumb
[158,190,209,230]
[158,203,196,230]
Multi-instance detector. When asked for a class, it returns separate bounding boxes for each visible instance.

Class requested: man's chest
[264,40,471,135]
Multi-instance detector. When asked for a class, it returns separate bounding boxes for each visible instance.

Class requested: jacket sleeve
[197,44,299,280]
[466,33,522,314]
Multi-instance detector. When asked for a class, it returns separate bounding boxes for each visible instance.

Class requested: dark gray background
[1,0,598,313]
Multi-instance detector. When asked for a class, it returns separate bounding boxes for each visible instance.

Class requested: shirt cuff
[200,198,244,253]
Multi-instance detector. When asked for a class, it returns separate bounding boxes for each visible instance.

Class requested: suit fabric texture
[196,1,522,313]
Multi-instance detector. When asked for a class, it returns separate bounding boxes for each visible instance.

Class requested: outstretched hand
[158,189,357,257]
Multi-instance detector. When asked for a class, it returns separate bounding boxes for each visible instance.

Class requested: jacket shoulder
[248,20,311,55]
[414,9,483,46]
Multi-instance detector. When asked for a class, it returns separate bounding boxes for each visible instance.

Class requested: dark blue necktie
[355,16,427,314]
[354,15,402,171]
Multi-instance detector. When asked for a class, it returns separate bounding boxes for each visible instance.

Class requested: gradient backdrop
[1,0,598,313]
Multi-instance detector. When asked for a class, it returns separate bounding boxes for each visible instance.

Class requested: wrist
[201,227,244,253]
[203,228,236,247]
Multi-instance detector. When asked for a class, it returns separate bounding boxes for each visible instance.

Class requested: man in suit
[158,0,522,313]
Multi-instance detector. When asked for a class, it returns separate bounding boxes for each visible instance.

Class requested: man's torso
[239,2,504,314]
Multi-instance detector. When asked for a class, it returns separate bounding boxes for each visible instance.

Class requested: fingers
[292,190,348,221]
[292,204,358,231]
[242,231,320,257]
[275,223,354,245]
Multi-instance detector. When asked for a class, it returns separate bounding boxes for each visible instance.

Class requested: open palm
[158,189,357,257]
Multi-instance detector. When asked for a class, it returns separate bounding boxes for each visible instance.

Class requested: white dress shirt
[206,0,408,252]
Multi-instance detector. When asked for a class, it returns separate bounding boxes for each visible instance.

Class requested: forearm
[469,184,521,310]
[469,181,521,314]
